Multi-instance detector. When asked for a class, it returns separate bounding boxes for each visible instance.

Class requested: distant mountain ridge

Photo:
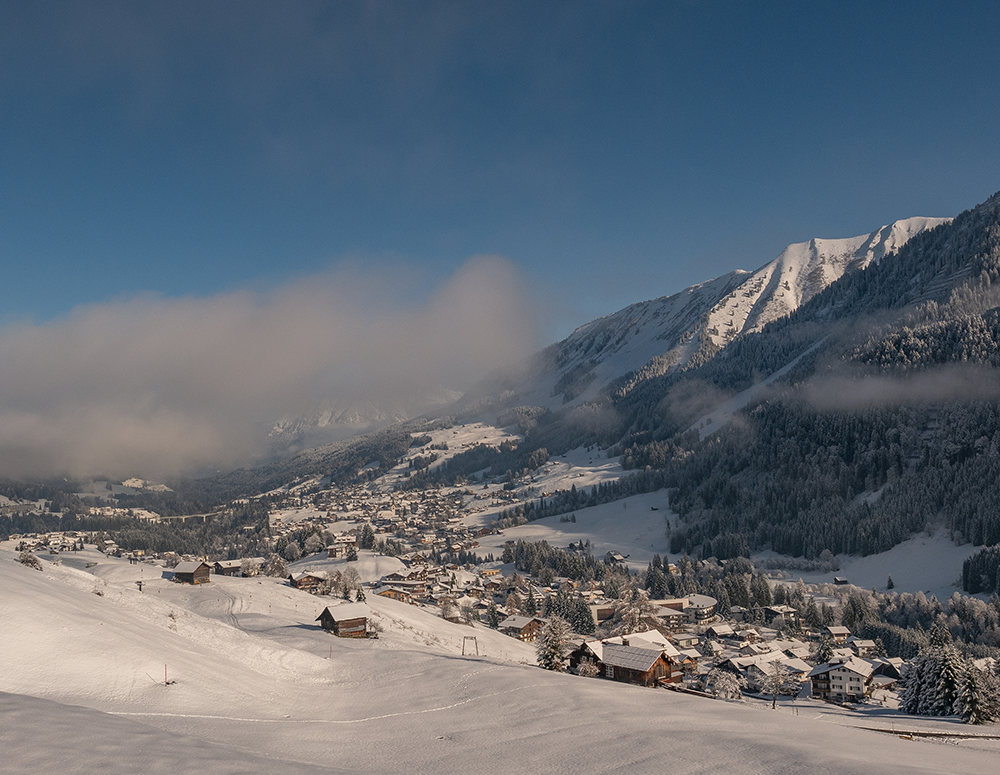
[268,387,462,456]
[454,216,949,416]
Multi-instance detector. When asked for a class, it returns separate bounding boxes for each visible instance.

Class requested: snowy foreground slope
[3,551,999,774]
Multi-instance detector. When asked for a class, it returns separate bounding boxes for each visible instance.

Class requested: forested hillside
[616,191,1000,560]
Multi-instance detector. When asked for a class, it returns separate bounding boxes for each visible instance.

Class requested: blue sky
[2,2,1000,479]
[3,1,999,340]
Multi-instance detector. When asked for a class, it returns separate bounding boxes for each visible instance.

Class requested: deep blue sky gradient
[2,1,999,340]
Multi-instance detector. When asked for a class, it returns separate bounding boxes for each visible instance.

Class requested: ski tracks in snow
[109,683,530,725]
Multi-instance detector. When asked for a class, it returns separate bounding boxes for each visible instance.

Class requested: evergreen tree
[524,587,538,615]
[955,667,1000,724]
[570,598,596,635]
[816,637,835,664]
[805,597,821,629]
[750,573,772,607]
[536,616,571,672]
[936,644,967,716]
[487,601,501,628]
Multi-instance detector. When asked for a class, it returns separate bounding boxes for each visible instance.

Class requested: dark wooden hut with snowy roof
[316,604,369,638]
[172,561,211,585]
[600,643,673,687]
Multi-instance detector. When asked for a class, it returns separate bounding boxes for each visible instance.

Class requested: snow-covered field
[760,528,979,601]
[474,491,673,570]
[4,547,999,774]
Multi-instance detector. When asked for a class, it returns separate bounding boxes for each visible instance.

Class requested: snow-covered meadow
[3,546,999,774]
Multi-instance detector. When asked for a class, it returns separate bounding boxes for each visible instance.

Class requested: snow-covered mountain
[456,217,949,414]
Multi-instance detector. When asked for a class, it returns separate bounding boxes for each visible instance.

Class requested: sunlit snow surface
[3,547,999,773]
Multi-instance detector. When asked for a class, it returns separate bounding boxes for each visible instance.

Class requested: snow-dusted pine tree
[935,644,967,716]
[901,623,977,719]
[954,666,1000,724]
[536,616,571,672]
[815,637,835,664]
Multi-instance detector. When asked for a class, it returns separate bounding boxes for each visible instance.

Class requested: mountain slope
[455,217,948,415]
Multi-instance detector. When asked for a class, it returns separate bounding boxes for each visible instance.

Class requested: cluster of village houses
[10,490,900,707]
[283,542,901,706]
[268,481,513,558]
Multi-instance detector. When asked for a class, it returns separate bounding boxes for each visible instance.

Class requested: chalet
[291,572,326,592]
[706,623,735,640]
[807,656,874,703]
[374,585,412,604]
[602,631,685,684]
[316,604,369,638]
[670,632,700,649]
[326,535,358,558]
[824,625,852,644]
[499,615,546,642]
[764,604,799,627]
[833,576,850,585]
[846,636,877,657]
[213,560,243,576]
[382,568,427,583]
[173,561,211,585]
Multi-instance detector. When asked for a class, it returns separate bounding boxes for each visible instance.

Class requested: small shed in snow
[316,604,369,638]
[173,561,211,585]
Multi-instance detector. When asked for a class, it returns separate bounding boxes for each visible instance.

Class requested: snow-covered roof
[806,656,874,679]
[499,615,544,630]
[174,561,208,573]
[601,644,663,672]
[317,603,369,621]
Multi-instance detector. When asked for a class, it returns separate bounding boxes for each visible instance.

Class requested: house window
[605,665,614,678]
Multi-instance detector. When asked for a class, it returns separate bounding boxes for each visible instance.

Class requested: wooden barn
[173,561,211,585]
[316,604,369,638]
[600,643,673,687]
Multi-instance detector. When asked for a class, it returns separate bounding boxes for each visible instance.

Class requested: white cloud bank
[0,255,539,479]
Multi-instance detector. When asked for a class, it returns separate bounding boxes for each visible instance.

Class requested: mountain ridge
[453,216,950,418]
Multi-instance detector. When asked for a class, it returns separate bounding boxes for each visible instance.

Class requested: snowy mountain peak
[457,216,950,414]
